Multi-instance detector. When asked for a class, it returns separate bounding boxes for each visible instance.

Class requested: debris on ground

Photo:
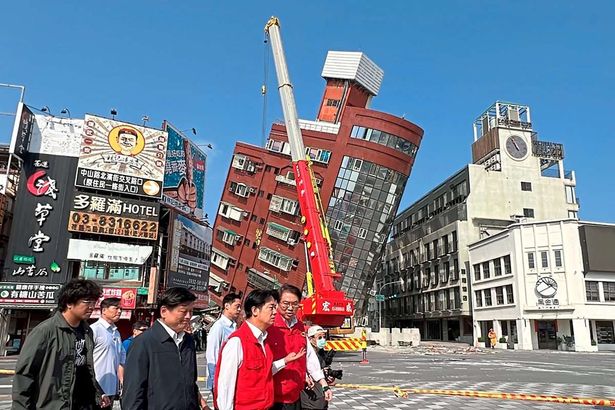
[368,341,496,355]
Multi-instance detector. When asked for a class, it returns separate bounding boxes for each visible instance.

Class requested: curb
[335,383,615,407]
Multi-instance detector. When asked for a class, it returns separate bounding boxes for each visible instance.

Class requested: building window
[452,259,459,281]
[358,228,367,239]
[494,258,502,276]
[473,264,481,281]
[506,284,514,304]
[326,98,340,107]
[231,154,247,170]
[568,210,578,219]
[540,251,549,268]
[527,252,536,269]
[503,255,512,275]
[604,282,615,302]
[586,281,600,302]
[523,208,535,218]
[258,247,294,271]
[475,290,483,307]
[269,195,298,215]
[229,181,250,197]
[596,321,615,344]
[452,231,458,252]
[484,289,492,306]
[554,250,563,268]
[443,235,450,254]
[482,262,490,279]
[305,147,332,164]
[521,182,532,191]
[565,185,576,204]
[443,261,450,283]
[82,261,141,281]
[496,287,504,305]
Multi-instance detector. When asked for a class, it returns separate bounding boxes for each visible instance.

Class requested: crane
[264,16,353,327]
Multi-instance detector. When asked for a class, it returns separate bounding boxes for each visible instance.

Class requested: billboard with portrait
[75,115,168,198]
[162,122,206,219]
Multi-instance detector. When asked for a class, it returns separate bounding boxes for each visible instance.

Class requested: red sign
[98,287,137,309]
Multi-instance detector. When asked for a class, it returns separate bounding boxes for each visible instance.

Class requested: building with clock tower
[379,101,580,344]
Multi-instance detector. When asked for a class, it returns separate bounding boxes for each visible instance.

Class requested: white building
[470,220,615,352]
[380,101,580,342]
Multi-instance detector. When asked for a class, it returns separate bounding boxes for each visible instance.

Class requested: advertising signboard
[28,115,83,157]
[67,191,159,240]
[2,153,77,283]
[9,102,34,158]
[0,282,61,307]
[75,115,168,198]
[167,212,212,292]
[67,239,153,265]
[162,122,206,219]
[97,287,137,309]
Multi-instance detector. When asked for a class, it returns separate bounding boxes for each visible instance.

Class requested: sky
[1,1,613,223]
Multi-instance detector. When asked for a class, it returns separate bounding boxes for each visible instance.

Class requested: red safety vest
[268,314,307,403]
[213,322,274,410]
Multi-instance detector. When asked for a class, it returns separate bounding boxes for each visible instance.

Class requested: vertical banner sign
[2,153,77,283]
[9,102,35,158]
[162,122,206,219]
[166,212,212,292]
[75,115,168,198]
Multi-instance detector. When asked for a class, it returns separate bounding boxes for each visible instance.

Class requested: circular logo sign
[108,125,145,156]
[143,180,160,196]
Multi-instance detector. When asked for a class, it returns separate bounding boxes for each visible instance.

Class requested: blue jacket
[122,321,199,410]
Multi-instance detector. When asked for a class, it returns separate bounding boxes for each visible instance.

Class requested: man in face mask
[300,326,329,410]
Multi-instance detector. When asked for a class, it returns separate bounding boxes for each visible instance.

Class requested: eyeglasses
[280,301,300,309]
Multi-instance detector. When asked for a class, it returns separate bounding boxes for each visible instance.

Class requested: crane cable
[261,32,270,146]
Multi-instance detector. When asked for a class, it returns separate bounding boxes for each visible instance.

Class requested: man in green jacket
[12,278,111,410]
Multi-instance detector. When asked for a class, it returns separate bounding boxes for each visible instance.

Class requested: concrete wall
[354,327,421,347]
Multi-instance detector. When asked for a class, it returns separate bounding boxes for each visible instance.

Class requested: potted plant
[497,336,508,349]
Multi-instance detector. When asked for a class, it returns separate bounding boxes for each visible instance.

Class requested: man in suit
[122,287,208,410]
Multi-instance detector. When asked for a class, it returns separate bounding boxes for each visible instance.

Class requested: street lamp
[377,278,405,332]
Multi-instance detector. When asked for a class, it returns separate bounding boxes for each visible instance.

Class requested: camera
[323,367,343,381]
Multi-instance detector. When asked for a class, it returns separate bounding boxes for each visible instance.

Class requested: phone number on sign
[68,211,158,240]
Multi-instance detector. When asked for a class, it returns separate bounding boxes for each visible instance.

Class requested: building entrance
[537,320,558,350]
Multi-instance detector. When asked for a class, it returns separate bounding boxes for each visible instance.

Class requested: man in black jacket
[12,278,111,410]
[122,287,208,410]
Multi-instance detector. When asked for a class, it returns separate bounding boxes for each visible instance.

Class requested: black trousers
[271,400,301,410]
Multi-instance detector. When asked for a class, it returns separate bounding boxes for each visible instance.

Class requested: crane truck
[264,17,353,328]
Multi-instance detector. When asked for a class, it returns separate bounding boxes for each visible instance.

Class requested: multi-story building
[381,101,580,342]
[470,219,615,352]
[209,51,424,315]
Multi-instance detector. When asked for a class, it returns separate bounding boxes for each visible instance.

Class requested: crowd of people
[11,279,335,410]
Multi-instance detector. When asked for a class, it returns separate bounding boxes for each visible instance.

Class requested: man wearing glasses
[122,321,149,354]
[91,298,126,407]
[12,279,111,409]
[268,285,332,410]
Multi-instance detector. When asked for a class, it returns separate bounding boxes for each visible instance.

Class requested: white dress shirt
[157,319,185,347]
[206,314,236,365]
[91,318,126,396]
[216,321,286,410]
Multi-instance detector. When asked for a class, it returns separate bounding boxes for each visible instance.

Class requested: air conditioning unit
[246,163,256,173]
[249,187,257,194]
[287,239,297,246]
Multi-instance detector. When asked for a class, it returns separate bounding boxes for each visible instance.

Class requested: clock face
[505,135,528,160]
[536,277,558,298]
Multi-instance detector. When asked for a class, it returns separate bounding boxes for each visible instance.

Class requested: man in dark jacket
[122,287,208,410]
[12,278,111,410]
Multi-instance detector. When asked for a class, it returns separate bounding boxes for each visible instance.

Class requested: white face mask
[316,338,327,349]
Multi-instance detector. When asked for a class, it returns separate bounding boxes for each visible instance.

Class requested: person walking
[122,321,149,355]
[91,297,126,407]
[12,278,111,410]
[122,287,208,410]
[268,284,332,410]
[488,328,497,349]
[300,326,329,410]
[206,292,241,391]
[214,289,306,410]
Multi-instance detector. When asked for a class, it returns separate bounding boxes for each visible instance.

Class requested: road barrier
[325,338,363,352]
[335,383,615,407]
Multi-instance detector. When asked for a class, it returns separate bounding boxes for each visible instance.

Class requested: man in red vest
[268,284,333,410]
[214,289,306,410]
